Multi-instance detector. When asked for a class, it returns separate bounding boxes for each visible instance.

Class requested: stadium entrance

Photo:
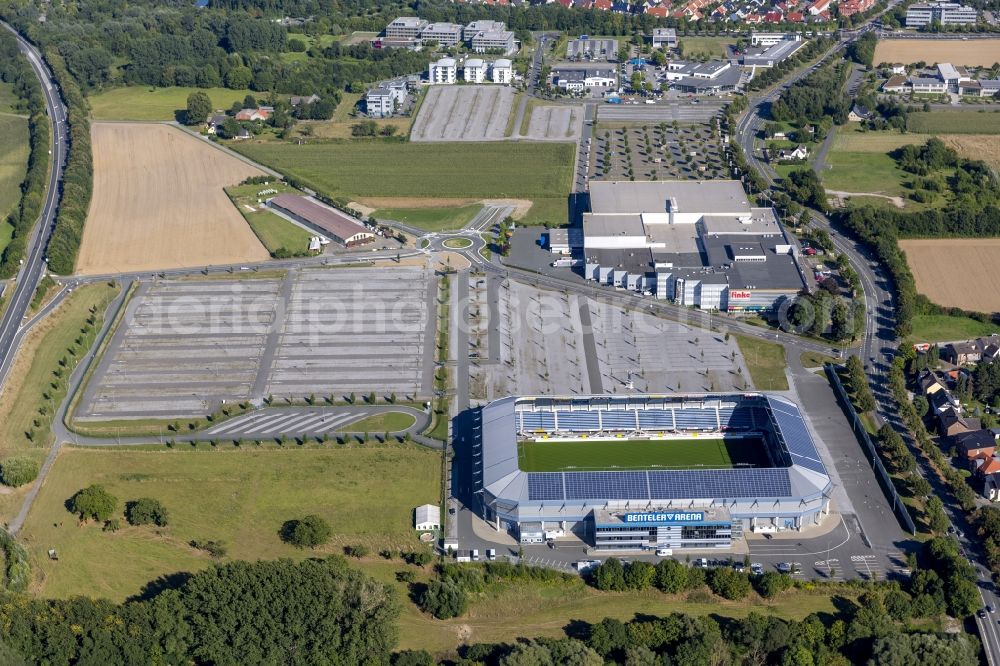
[592,508,736,551]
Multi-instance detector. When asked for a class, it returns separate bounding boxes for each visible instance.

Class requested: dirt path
[826,190,906,209]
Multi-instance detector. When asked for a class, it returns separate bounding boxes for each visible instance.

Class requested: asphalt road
[0,22,68,393]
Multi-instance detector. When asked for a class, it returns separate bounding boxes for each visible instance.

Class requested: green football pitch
[516,437,770,472]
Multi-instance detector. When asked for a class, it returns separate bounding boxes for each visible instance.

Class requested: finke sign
[729,290,752,300]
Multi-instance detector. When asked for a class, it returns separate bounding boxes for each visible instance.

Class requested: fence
[825,363,917,536]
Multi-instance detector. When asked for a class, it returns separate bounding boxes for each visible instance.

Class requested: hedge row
[42,48,91,275]
[0,30,49,278]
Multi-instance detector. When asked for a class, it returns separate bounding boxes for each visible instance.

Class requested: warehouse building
[582,181,806,313]
[267,194,375,247]
[477,394,833,550]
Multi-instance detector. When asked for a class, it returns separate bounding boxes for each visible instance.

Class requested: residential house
[234,107,270,121]
[839,0,874,16]
[938,407,981,438]
[777,144,809,161]
[205,113,228,134]
[464,58,488,83]
[943,339,987,365]
[289,94,320,107]
[365,85,406,118]
[847,103,871,121]
[956,429,998,462]
[491,58,514,84]
[429,57,457,84]
[808,0,831,14]
[984,470,1000,501]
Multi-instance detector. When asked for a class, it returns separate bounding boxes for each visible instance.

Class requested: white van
[655,547,673,557]
[471,549,481,561]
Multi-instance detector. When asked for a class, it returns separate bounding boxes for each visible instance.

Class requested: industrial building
[741,36,804,68]
[477,394,833,550]
[267,194,374,247]
[583,181,806,313]
[905,1,977,27]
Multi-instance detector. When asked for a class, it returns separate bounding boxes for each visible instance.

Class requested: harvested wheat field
[77,123,269,274]
[939,135,1000,170]
[900,238,1000,311]
[874,39,1000,67]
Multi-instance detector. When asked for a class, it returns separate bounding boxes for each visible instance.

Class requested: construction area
[591,123,728,181]
[73,266,435,421]
[410,86,516,142]
[467,279,751,401]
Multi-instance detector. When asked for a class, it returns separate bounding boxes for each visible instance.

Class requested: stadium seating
[637,410,675,430]
[554,410,601,431]
[599,410,639,430]
[673,409,719,430]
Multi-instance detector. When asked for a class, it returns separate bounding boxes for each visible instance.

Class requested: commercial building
[267,194,375,247]
[463,19,507,41]
[583,180,806,312]
[567,38,619,60]
[429,57,457,84]
[471,29,516,55]
[750,32,791,47]
[421,22,463,47]
[665,60,744,94]
[477,393,833,550]
[651,28,678,49]
[385,16,427,40]
[742,36,804,68]
[910,76,947,94]
[364,84,406,118]
[491,58,513,84]
[552,66,617,91]
[905,2,977,27]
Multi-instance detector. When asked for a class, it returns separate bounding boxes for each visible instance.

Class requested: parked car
[776,562,793,573]
[471,549,480,561]
[750,563,764,575]
[486,549,496,561]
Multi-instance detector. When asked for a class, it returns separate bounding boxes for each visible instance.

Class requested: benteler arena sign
[623,512,706,524]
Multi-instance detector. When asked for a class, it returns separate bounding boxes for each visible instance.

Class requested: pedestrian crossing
[203,409,370,438]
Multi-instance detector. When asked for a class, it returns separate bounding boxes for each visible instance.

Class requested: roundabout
[442,237,473,249]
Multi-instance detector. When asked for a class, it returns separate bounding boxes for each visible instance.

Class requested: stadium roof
[480,394,831,506]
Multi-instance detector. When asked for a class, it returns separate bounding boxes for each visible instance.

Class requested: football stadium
[476,393,832,551]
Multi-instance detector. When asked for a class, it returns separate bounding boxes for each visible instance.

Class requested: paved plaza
[75,266,435,420]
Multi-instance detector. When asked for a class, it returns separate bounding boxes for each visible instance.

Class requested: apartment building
[491,58,513,84]
[429,57,457,84]
[464,58,488,83]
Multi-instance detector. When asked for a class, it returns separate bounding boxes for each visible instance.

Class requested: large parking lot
[468,279,751,401]
[75,267,435,420]
[590,123,727,181]
[524,104,583,141]
[410,86,516,142]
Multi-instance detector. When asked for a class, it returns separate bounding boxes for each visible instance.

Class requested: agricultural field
[0,112,29,237]
[517,436,770,472]
[900,238,1000,312]
[234,140,575,208]
[873,39,1000,67]
[77,123,269,274]
[88,86,255,121]
[907,111,1000,134]
[909,313,1000,343]
[19,444,441,600]
[939,134,1000,169]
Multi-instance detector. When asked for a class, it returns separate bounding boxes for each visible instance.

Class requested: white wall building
[491,58,513,84]
[429,57,457,84]
[906,1,977,27]
[464,58,488,83]
[414,504,440,531]
[651,28,677,49]
[750,32,790,47]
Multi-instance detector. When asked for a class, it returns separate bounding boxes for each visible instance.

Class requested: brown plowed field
[873,39,1000,67]
[900,238,1000,311]
[76,123,269,274]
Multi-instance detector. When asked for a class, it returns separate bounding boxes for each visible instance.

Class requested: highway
[734,16,1000,663]
[0,21,67,392]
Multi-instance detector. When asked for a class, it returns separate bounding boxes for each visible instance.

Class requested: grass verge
[0,112,29,226]
[19,444,441,600]
[374,205,482,232]
[345,411,417,433]
[908,313,1000,343]
[735,335,788,391]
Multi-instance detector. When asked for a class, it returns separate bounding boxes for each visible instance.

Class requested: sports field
[233,141,575,203]
[88,86,254,121]
[77,123,269,274]
[873,39,1000,67]
[900,238,1000,312]
[517,436,769,472]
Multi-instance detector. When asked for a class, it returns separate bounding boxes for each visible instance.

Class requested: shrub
[753,571,793,598]
[402,550,433,566]
[0,456,39,487]
[125,497,169,526]
[280,515,332,549]
[707,567,751,600]
[69,485,118,522]
[418,579,467,619]
[344,544,370,559]
[190,539,228,558]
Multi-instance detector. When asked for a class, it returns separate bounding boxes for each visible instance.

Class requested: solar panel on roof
[565,471,648,500]
[528,473,565,501]
[768,400,827,475]
[648,469,792,499]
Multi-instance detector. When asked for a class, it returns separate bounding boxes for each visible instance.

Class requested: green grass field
[373,205,482,232]
[678,36,732,59]
[225,183,313,255]
[909,313,1000,343]
[88,86,256,121]
[19,444,441,600]
[822,150,910,195]
[517,436,769,472]
[0,112,29,229]
[233,141,575,201]
[908,111,1000,134]
[735,335,789,391]
[0,81,21,114]
[346,411,416,432]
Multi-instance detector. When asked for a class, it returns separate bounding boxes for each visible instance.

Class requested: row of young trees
[0,556,399,665]
[0,30,49,279]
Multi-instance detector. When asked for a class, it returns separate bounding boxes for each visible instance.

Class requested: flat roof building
[567,38,619,60]
[492,58,513,84]
[429,57,457,84]
[742,37,804,68]
[906,2,977,27]
[651,28,677,49]
[420,22,463,46]
[386,16,427,39]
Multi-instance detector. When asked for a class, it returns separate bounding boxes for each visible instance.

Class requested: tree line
[770,61,851,125]
[0,556,399,665]
[0,30,50,279]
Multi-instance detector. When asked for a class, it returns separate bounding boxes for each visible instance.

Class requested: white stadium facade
[476,393,832,551]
